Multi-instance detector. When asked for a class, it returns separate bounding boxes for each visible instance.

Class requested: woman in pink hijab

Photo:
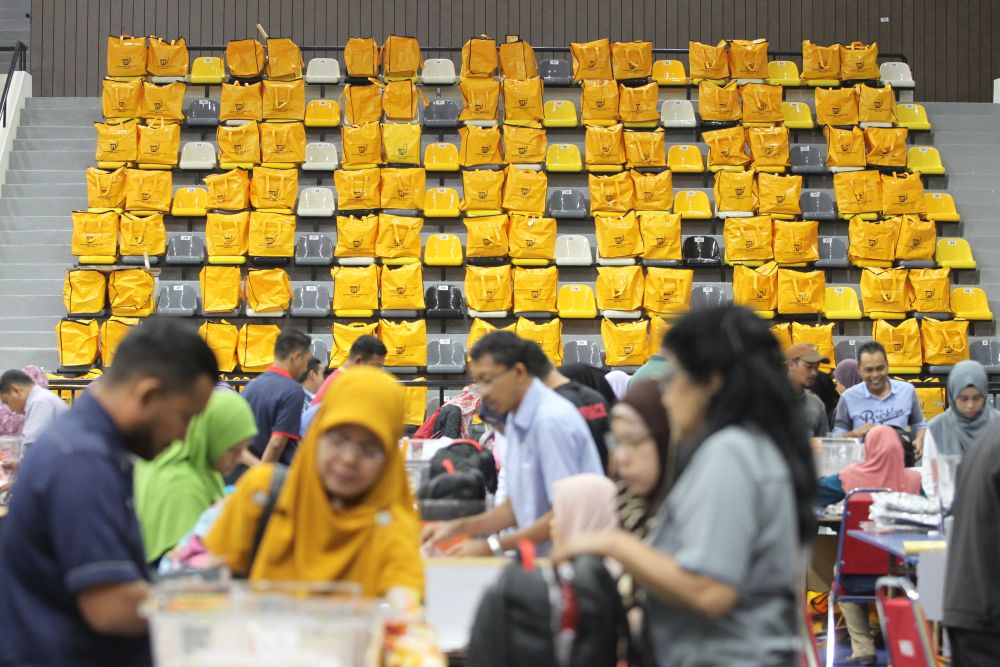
[551,474,620,551]
[816,425,921,506]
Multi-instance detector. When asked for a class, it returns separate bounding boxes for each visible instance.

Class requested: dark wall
[30,0,1000,101]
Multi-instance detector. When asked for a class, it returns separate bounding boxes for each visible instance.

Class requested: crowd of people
[0,308,997,666]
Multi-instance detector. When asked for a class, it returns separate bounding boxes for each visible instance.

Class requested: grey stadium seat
[562,340,605,368]
[790,145,828,175]
[539,59,573,86]
[185,99,220,128]
[423,99,461,128]
[801,191,838,221]
[548,189,589,219]
[310,338,331,366]
[165,234,205,265]
[970,339,1000,375]
[815,237,851,269]
[690,283,733,311]
[427,338,467,374]
[295,234,334,266]
[290,284,332,317]
[157,283,198,316]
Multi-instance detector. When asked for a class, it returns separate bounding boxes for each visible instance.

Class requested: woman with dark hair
[557,306,817,667]
[559,363,618,406]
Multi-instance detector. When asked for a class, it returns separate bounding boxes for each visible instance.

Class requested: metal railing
[0,41,28,128]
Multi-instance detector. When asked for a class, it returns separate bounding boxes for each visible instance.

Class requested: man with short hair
[0,369,68,452]
[0,319,218,666]
[309,335,387,407]
[299,357,324,411]
[785,343,831,439]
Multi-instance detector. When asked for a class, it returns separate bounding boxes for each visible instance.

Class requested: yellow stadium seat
[171,187,208,217]
[907,147,946,175]
[588,163,623,174]
[924,192,960,222]
[652,59,689,86]
[951,287,993,320]
[208,255,246,266]
[424,143,460,172]
[78,255,118,265]
[543,100,578,128]
[545,143,584,173]
[667,144,705,173]
[824,286,863,320]
[896,104,932,131]
[781,102,815,130]
[424,234,463,267]
[188,57,226,85]
[424,187,461,218]
[97,161,129,170]
[767,60,802,86]
[936,238,976,270]
[304,99,341,128]
[673,190,712,219]
[709,164,746,174]
[557,284,598,319]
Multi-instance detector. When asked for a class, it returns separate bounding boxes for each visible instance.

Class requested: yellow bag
[882,173,925,216]
[330,322,379,368]
[824,125,866,168]
[57,319,100,368]
[585,123,626,168]
[86,167,128,210]
[612,41,653,80]
[380,263,425,311]
[205,211,250,257]
[580,79,621,125]
[248,211,295,257]
[63,270,107,315]
[461,36,498,79]
[619,82,659,124]
[724,215,773,262]
[204,168,251,211]
[147,36,188,77]
[773,219,819,264]
[502,77,544,124]
[596,266,644,311]
[502,167,547,214]
[461,169,505,214]
[250,166,298,211]
[791,322,836,372]
[125,168,172,212]
[405,380,430,423]
[380,168,426,210]
[199,321,239,373]
[503,126,547,164]
[341,83,384,126]
[140,81,186,122]
[858,83,897,125]
[375,213,423,259]
[108,268,155,317]
[245,268,292,314]
[381,35,422,79]
[72,210,119,256]
[95,120,138,164]
[703,126,750,168]
[631,170,673,211]
[335,167,381,210]
[849,215,899,265]
[777,268,826,314]
[107,35,147,77]
[728,39,769,79]
[262,79,305,121]
[379,320,427,367]
[873,319,922,369]
[508,214,557,260]
[119,212,166,256]
[757,173,802,216]
[688,40,730,80]
[383,123,423,165]
[344,37,380,78]
[335,214,378,258]
[570,38,613,80]
[638,212,682,261]
[840,42,880,80]
[815,87,859,126]
[698,81,742,122]
[459,125,503,167]
[383,80,426,121]
[894,215,936,262]
[465,265,513,312]
[908,268,951,313]
[199,266,242,313]
[515,318,563,364]
[225,39,265,78]
[861,267,909,315]
[834,170,882,216]
[467,318,516,359]
[217,122,261,169]
[921,319,969,366]
[595,211,643,259]
[331,265,379,311]
[644,268,693,315]
[733,261,779,312]
[464,214,510,258]
[748,126,791,169]
[590,172,634,213]
[220,82,263,122]
[100,317,140,367]
[648,316,671,358]
[740,83,784,124]
[137,119,180,166]
[864,127,908,168]
[498,40,537,80]
[771,322,793,351]
[266,38,304,80]
[801,41,841,82]
[102,78,142,119]
[459,78,501,122]
[624,130,666,169]
[237,324,281,373]
[714,169,758,213]
[513,266,559,313]
[602,319,650,366]
[341,121,383,168]
[260,122,306,165]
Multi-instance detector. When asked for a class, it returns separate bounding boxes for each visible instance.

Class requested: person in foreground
[205,366,424,599]
[0,319,218,667]
[0,366,68,452]
[555,306,817,667]
[134,390,258,564]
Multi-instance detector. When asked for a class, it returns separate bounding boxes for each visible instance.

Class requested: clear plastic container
[812,437,864,477]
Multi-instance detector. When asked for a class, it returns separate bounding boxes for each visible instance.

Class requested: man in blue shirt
[422,332,604,557]
[0,319,218,667]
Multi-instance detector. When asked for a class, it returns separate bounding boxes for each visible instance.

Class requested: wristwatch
[486,534,504,557]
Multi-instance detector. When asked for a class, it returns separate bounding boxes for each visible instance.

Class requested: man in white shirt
[0,369,69,452]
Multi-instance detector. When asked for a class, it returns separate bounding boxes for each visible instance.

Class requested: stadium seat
[304,58,342,84]
[310,338,331,366]
[824,286,863,319]
[538,58,573,86]
[188,56,225,84]
[936,238,976,269]
[171,187,208,217]
[683,236,722,266]
[427,339,467,374]
[425,285,465,318]
[165,234,205,265]
[421,58,457,85]
[423,98,461,128]
[835,338,872,363]
[952,287,993,320]
[660,100,697,129]
[424,234,463,267]
[296,187,336,217]
[185,99,220,127]
[667,144,705,173]
[815,237,851,269]
[543,100,578,128]
[880,61,916,89]
[690,283,732,310]
[548,189,589,219]
[561,340,603,368]
[790,145,828,176]
[424,143,460,171]
[425,188,461,218]
[801,191,838,221]
[291,285,332,317]
[156,283,198,316]
[673,190,713,219]
[768,61,802,86]
[179,142,217,170]
[970,339,1000,374]
[907,146,946,175]
[652,59,689,86]
[895,104,932,131]
[555,235,593,266]
[295,233,334,266]
[781,102,815,130]
[545,143,584,172]
[924,192,960,222]
[303,142,340,171]
[304,99,341,128]
[556,284,598,319]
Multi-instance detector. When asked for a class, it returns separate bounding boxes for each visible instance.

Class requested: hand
[551,531,615,563]
[445,539,492,558]
[420,520,460,547]
[913,438,924,460]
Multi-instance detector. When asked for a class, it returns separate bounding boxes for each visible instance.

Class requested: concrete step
[8,150,92,169]
[24,97,101,110]
[2,183,86,197]
[0,262,73,279]
[944,175,1000,190]
[936,143,1000,159]
[0,349,61,371]
[0,332,59,350]
[0,243,72,262]
[0,30,30,44]
[0,216,73,231]
[924,102,1000,116]
[932,131,1000,146]
[17,125,96,140]
[0,197,84,216]
[0,228,72,244]
[927,115,1000,132]
[0,9,31,21]
[3,169,87,184]
[0,278,64,296]
[0,316,64,332]
[19,109,102,126]
[13,138,94,151]
[0,294,66,314]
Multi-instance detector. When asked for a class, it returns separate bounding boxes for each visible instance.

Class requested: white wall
[0,71,31,187]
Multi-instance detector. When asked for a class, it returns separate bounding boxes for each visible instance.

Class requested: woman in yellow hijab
[205,366,424,597]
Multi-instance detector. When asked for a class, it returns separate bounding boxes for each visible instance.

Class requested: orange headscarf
[205,366,424,597]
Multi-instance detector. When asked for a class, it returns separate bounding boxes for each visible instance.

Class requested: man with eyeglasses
[421,332,603,557]
[785,343,830,439]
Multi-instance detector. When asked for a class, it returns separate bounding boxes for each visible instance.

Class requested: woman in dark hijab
[559,363,617,406]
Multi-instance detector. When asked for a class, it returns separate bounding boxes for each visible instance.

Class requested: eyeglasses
[472,366,516,393]
[324,433,386,462]
[604,432,654,451]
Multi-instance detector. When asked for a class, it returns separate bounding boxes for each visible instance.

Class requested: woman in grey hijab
[922,360,1000,499]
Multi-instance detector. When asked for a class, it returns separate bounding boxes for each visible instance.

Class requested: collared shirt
[310,368,344,407]
[302,389,315,413]
[22,384,69,452]
[798,389,830,439]
[832,379,926,434]
[242,366,304,465]
[0,392,151,667]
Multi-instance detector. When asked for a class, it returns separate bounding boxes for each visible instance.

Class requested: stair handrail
[1,41,28,128]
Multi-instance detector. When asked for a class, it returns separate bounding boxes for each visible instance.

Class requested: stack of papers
[870,492,942,531]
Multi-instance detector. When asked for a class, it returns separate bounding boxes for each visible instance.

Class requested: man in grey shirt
[785,343,830,439]
[0,369,68,453]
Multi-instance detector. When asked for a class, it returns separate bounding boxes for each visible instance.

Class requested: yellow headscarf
[205,366,424,597]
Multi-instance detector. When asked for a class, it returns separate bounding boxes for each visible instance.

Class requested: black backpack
[418,439,497,500]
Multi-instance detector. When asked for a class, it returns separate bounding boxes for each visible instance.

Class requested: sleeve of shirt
[203,465,272,575]
[832,395,852,434]
[816,474,846,507]
[271,387,304,441]
[908,388,927,431]
[920,428,938,497]
[813,398,830,437]
[21,398,59,446]
[536,410,604,491]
